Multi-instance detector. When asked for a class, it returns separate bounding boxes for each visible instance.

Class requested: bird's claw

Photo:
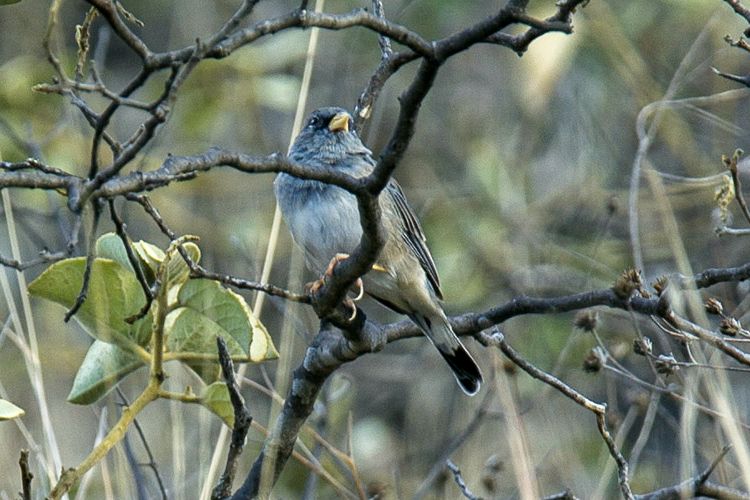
[343,297,358,321]
[352,277,364,302]
[304,278,325,296]
[306,254,364,320]
[323,253,348,277]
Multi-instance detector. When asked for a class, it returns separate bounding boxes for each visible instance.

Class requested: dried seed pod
[481,455,503,493]
[705,298,724,316]
[583,347,605,373]
[652,276,668,295]
[633,336,653,356]
[720,317,742,336]
[574,310,598,332]
[614,269,644,299]
[655,353,679,375]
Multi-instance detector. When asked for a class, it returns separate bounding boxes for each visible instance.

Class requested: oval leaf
[29,258,148,344]
[133,240,165,278]
[95,232,134,272]
[0,399,24,420]
[165,242,201,287]
[165,307,246,357]
[177,279,277,361]
[200,382,233,427]
[68,341,145,405]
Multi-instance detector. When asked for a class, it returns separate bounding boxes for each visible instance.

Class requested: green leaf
[0,0,23,5]
[132,240,200,287]
[200,382,234,427]
[28,257,148,344]
[176,279,277,361]
[95,232,134,273]
[165,307,246,357]
[165,242,200,287]
[132,240,164,278]
[0,399,24,420]
[68,341,145,405]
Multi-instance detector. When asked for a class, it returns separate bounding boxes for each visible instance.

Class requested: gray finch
[274,107,483,395]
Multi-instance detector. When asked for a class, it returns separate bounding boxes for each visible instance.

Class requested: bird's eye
[308,116,320,128]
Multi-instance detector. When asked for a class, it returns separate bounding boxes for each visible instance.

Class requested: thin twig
[723,0,750,33]
[0,250,68,271]
[542,490,581,500]
[116,387,168,500]
[108,199,154,323]
[445,459,482,500]
[64,206,102,321]
[19,449,33,500]
[125,193,308,303]
[633,445,743,499]
[212,337,253,500]
[479,328,634,499]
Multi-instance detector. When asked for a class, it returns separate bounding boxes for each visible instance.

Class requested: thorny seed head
[583,347,606,373]
[484,454,503,473]
[613,268,644,300]
[652,276,668,296]
[633,336,653,356]
[481,472,497,494]
[655,353,679,375]
[720,317,742,337]
[481,455,503,493]
[574,310,598,332]
[705,298,724,316]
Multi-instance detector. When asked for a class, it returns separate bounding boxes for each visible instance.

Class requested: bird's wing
[386,180,443,300]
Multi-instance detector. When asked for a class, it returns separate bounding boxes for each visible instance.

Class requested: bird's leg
[305,253,365,320]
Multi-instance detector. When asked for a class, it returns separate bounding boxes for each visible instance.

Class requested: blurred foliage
[2,0,750,498]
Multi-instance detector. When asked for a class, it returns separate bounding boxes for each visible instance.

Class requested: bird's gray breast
[274,173,363,273]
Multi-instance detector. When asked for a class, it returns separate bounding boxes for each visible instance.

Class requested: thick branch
[230,321,387,499]
[231,261,750,496]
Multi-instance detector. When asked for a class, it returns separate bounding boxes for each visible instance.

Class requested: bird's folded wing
[386,180,443,300]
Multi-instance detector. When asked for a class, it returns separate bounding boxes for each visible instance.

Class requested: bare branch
[116,388,168,500]
[63,208,102,321]
[724,0,750,35]
[212,337,253,500]
[125,193,309,303]
[445,459,482,500]
[633,446,746,500]
[0,250,68,271]
[19,449,33,500]
[84,0,152,61]
[485,0,587,55]
[108,199,154,323]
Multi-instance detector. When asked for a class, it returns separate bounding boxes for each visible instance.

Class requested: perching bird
[274,107,483,395]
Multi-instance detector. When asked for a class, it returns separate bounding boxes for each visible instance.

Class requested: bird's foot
[304,253,364,321]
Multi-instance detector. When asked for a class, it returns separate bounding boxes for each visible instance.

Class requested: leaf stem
[47,379,160,499]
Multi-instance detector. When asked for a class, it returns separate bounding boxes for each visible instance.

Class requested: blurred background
[2,0,750,498]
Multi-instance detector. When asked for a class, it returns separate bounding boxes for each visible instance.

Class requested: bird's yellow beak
[328,112,350,133]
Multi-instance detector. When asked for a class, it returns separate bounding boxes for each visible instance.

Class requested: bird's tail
[410,313,483,396]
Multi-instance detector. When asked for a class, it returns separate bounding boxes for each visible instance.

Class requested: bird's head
[289,107,370,164]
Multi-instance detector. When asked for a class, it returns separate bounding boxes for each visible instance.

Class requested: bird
[274,107,483,395]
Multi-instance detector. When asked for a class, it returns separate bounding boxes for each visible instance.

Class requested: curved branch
[232,259,750,497]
